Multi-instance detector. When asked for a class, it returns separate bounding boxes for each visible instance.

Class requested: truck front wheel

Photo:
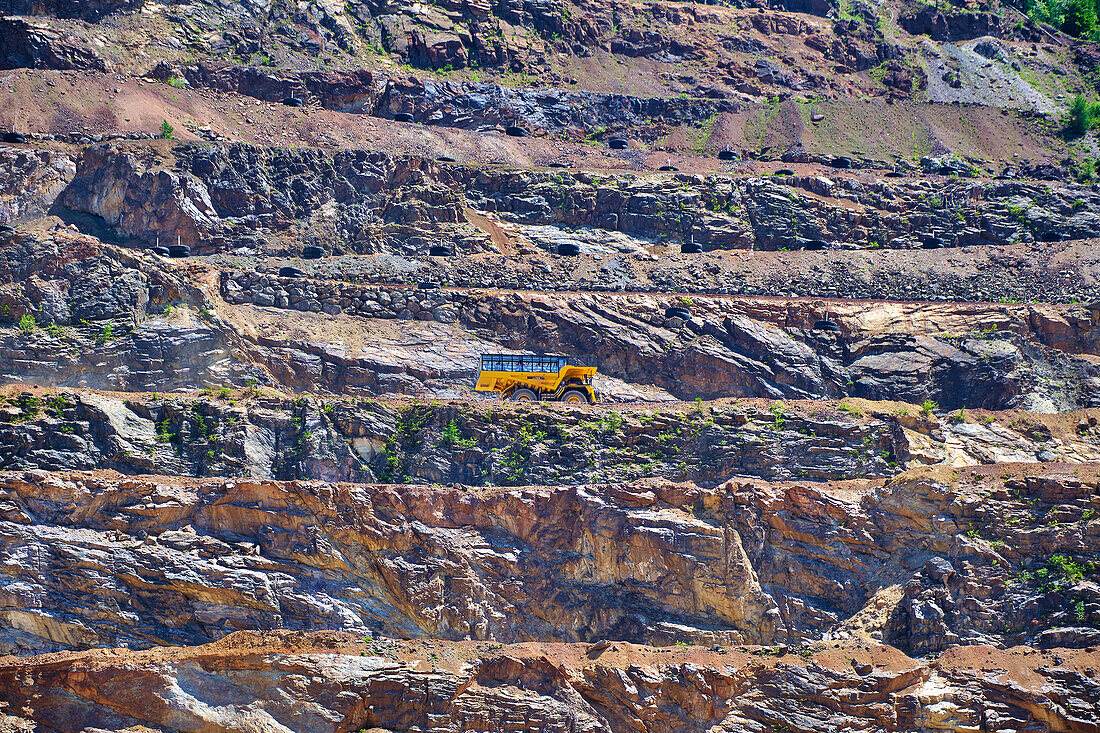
[561,389,589,404]
[510,388,538,402]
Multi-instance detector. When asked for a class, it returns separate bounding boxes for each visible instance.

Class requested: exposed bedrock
[1,232,1100,409]
[3,635,1096,733]
[219,272,1100,410]
[56,142,1100,256]
[6,0,142,22]
[1,464,1098,660]
[5,634,1100,733]
[0,146,76,224]
[0,17,108,72]
[149,61,735,138]
[0,389,1098,485]
[0,392,908,485]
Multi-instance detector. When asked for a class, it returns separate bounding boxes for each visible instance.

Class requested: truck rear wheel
[510,388,538,402]
[561,389,589,404]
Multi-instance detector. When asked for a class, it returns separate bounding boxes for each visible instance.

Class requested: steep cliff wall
[2,464,1098,659]
[55,142,1100,255]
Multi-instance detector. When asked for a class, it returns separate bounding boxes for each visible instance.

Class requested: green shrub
[837,401,862,418]
[600,411,624,435]
[155,417,178,444]
[769,403,785,431]
[1050,554,1085,583]
[1074,157,1097,183]
[1016,0,1069,31]
[1065,94,1100,136]
[17,314,35,333]
[1062,0,1097,37]
[158,119,175,139]
[15,393,40,421]
[441,418,477,449]
[442,418,461,445]
[45,394,70,418]
[920,399,938,417]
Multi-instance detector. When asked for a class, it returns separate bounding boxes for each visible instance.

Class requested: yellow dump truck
[475,353,600,403]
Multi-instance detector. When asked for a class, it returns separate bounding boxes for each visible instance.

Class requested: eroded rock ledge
[2,389,1100,484]
[1,631,1098,733]
[57,141,1100,256]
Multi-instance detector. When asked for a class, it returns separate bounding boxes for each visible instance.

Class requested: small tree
[442,418,461,446]
[1065,94,1100,136]
[158,119,175,139]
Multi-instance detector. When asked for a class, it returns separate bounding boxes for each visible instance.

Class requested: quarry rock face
[53,142,1100,256]
[1,633,1099,733]
[2,462,1100,661]
[0,18,108,72]
[1,0,1100,729]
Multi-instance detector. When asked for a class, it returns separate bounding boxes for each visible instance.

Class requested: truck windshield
[481,354,568,372]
